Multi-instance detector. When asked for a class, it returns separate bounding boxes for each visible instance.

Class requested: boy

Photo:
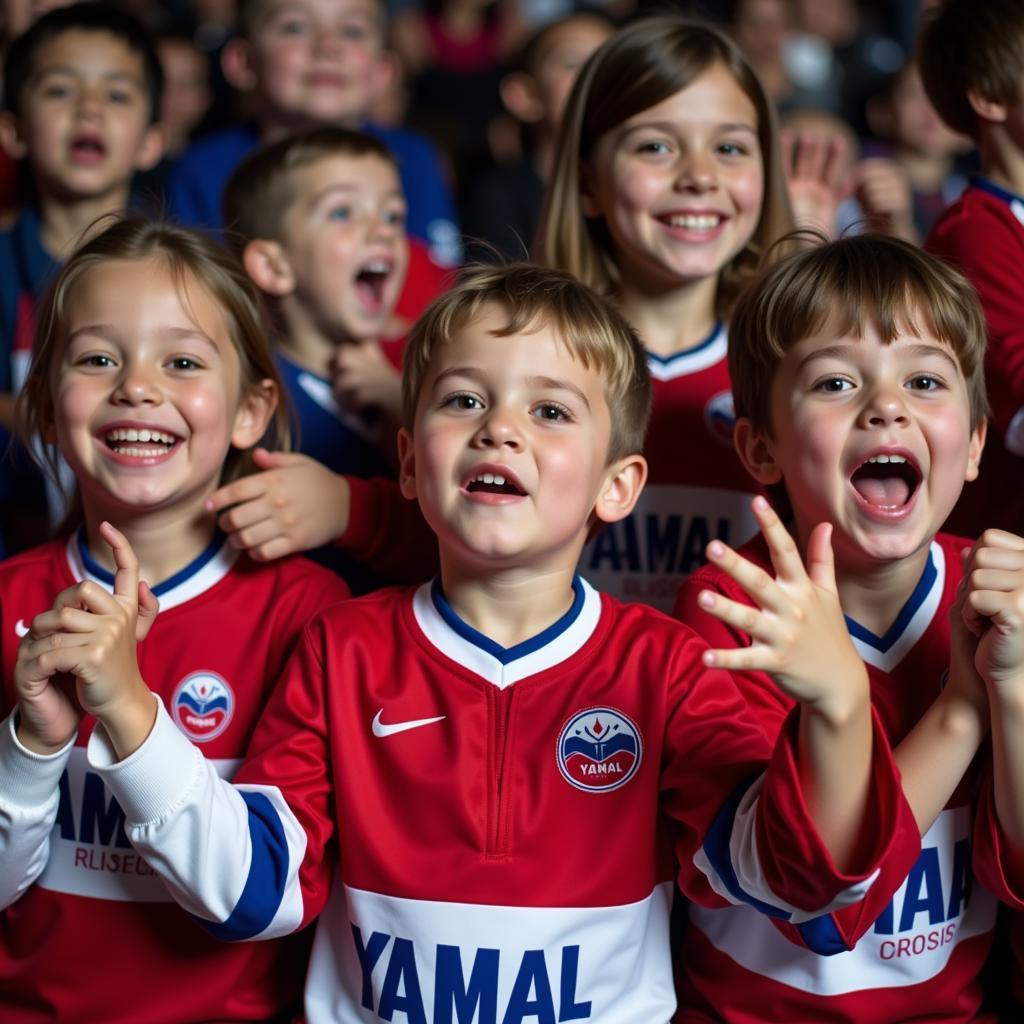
[168,0,459,319]
[29,265,917,1021]
[0,3,165,550]
[675,234,1024,1021]
[920,0,1024,539]
[221,127,419,588]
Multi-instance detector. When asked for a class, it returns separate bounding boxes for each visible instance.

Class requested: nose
[113,362,162,406]
[472,404,523,451]
[860,381,910,428]
[313,26,345,58]
[674,148,716,192]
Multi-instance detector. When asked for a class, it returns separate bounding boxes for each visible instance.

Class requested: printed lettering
[646,515,682,574]
[378,936,426,1024]
[899,847,945,931]
[558,945,591,1021]
[352,926,390,1011]
[503,950,555,1024]
[946,837,972,920]
[79,773,131,848]
[56,769,75,840]
[434,945,499,1024]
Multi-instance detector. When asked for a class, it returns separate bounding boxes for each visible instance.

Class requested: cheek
[731,167,765,224]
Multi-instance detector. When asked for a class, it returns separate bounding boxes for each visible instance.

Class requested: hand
[945,548,990,715]
[963,530,1024,700]
[782,130,851,238]
[331,338,402,422]
[15,522,158,754]
[205,448,351,560]
[851,158,918,243]
[698,497,868,720]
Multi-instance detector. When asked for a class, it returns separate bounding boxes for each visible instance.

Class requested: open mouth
[353,259,392,312]
[104,426,180,459]
[661,213,723,230]
[70,133,107,161]
[465,471,526,496]
[849,453,921,509]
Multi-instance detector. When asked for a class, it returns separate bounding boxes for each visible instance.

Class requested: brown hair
[17,218,288,525]
[918,0,1024,138]
[538,15,792,315]
[235,0,386,43]
[403,262,652,462]
[222,126,399,254]
[729,233,988,435]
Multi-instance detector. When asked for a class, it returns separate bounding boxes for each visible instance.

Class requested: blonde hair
[403,263,652,462]
[539,15,793,315]
[18,218,288,526]
[729,233,988,435]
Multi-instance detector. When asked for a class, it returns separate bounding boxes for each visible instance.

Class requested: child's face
[749,318,984,570]
[50,257,270,518]
[8,30,162,201]
[889,68,966,158]
[245,0,388,127]
[278,152,408,340]
[583,60,764,294]
[530,16,611,131]
[399,306,632,575]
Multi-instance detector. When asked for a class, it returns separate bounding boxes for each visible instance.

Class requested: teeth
[476,473,506,486]
[666,214,721,230]
[106,428,175,444]
[362,260,390,275]
[865,454,907,465]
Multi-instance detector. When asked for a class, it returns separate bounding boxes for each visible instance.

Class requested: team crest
[171,672,234,742]
[703,390,737,446]
[557,707,642,793]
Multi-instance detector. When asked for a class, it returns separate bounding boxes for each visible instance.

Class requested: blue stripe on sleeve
[192,791,290,941]
[701,774,792,920]
[797,913,849,956]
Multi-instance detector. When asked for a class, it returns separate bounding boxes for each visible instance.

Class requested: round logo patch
[703,390,737,446]
[557,707,642,793]
[171,672,234,743]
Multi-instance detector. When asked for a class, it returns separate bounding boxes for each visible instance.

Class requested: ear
[0,111,28,161]
[231,377,278,449]
[733,417,783,485]
[593,453,647,524]
[964,417,987,483]
[243,239,296,297]
[397,426,417,499]
[578,161,601,219]
[500,72,544,124]
[134,122,166,173]
[222,38,259,93]
[967,87,1007,125]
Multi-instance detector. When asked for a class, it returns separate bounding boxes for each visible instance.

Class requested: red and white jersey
[0,532,350,1023]
[674,533,1011,1022]
[90,577,910,1023]
[580,324,759,611]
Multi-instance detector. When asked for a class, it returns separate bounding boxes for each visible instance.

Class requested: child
[221,126,416,588]
[0,3,165,550]
[675,234,1023,1021]
[63,264,914,1021]
[0,219,351,1022]
[920,0,1024,540]
[462,11,613,261]
[167,0,460,318]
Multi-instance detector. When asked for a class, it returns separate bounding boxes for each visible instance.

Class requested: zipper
[485,684,517,856]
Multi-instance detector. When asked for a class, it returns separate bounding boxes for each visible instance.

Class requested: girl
[0,219,351,1023]
[540,16,799,611]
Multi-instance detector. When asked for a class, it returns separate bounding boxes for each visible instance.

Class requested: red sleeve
[335,475,439,584]
[970,762,1024,910]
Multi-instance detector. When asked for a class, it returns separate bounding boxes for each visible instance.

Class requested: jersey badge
[171,672,235,743]
[557,707,642,792]
[703,390,737,446]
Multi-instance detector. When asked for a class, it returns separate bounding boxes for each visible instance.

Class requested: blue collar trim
[646,320,725,367]
[970,175,1024,207]
[844,549,937,652]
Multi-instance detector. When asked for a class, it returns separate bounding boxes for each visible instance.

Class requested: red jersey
[90,578,910,1022]
[674,533,1013,1022]
[0,532,350,1023]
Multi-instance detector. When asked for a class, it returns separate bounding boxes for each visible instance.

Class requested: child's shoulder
[234,550,353,604]
[928,181,1024,249]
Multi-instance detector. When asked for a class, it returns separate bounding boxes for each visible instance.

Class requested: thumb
[806,521,837,592]
[99,521,140,607]
[136,581,160,642]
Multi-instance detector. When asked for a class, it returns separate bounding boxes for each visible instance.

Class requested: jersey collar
[65,528,239,611]
[844,541,945,672]
[412,575,601,688]
[971,175,1024,227]
[646,321,727,382]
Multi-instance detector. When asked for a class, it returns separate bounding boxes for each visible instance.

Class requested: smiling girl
[0,219,350,1023]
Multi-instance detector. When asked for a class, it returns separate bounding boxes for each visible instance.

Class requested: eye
[108,88,134,105]
[443,392,483,411]
[42,83,72,99]
[272,15,308,35]
[814,376,853,393]
[341,22,371,41]
[533,401,572,422]
[168,356,201,371]
[906,374,944,392]
[717,140,750,157]
[636,139,671,156]
[328,204,351,221]
[385,207,406,227]
[77,353,115,369]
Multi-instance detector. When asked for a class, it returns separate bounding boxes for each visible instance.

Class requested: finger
[20,632,93,671]
[821,134,847,189]
[704,537,783,610]
[702,643,780,673]
[27,606,99,639]
[217,498,275,535]
[973,545,1024,572]
[136,582,159,642]
[804,521,837,592]
[53,579,120,616]
[968,589,1022,621]
[227,517,288,552]
[976,529,1024,553]
[750,496,805,584]
[99,521,139,606]
[697,589,778,643]
[248,535,302,562]
[205,473,271,513]
[968,567,1024,594]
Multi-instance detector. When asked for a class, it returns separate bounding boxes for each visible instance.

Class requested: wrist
[804,666,871,729]
[94,677,158,761]
[15,715,75,756]
[986,675,1024,716]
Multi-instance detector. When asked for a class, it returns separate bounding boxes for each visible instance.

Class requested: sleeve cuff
[0,711,75,808]
[333,474,378,553]
[87,696,205,826]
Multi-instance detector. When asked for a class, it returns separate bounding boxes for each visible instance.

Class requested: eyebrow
[433,367,591,409]
[36,67,143,85]
[307,183,404,206]
[67,325,221,349]
[622,120,757,136]
[797,342,962,374]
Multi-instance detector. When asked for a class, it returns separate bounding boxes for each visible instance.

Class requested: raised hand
[15,522,158,754]
[205,448,351,560]
[782,130,851,239]
[332,338,402,421]
[698,497,867,717]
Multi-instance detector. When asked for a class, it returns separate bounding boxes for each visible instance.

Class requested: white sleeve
[0,711,75,909]
[88,697,307,941]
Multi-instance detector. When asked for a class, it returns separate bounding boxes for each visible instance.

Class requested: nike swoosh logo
[15,620,29,638]
[371,709,446,738]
